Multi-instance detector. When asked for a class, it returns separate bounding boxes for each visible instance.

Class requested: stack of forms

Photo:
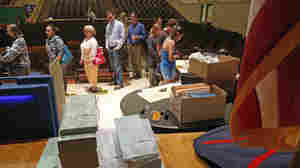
[97,115,162,168]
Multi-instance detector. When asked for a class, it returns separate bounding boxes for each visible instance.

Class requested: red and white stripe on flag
[230,0,300,151]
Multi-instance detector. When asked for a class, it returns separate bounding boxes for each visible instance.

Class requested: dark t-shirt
[0,28,9,47]
[156,31,168,48]
[146,31,168,67]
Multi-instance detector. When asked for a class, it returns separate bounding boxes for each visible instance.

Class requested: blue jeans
[160,63,176,81]
[108,49,123,85]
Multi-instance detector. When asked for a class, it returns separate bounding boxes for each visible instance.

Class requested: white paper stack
[96,129,128,168]
[137,83,181,103]
[96,115,162,168]
[115,115,160,162]
[189,52,219,63]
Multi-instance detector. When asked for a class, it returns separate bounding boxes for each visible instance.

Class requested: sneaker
[135,73,141,79]
[145,72,150,79]
[114,85,124,90]
[109,81,117,86]
[129,72,135,80]
[88,87,97,93]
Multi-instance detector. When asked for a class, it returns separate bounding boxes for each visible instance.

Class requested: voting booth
[0,75,59,143]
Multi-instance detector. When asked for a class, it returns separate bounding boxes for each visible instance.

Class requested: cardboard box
[188,56,240,81]
[170,85,227,124]
[172,83,210,97]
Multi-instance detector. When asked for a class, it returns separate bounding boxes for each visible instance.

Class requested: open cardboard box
[170,84,227,125]
[188,56,240,81]
[171,83,210,96]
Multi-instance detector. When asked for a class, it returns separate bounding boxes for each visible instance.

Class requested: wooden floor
[0,132,208,168]
[157,132,209,168]
[0,140,47,168]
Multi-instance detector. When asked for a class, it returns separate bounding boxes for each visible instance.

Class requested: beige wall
[167,0,250,35]
[167,0,203,23]
[212,1,250,35]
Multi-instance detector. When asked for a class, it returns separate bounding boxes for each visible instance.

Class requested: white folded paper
[137,83,181,103]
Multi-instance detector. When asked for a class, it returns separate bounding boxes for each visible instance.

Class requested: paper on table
[176,60,189,73]
[137,83,181,103]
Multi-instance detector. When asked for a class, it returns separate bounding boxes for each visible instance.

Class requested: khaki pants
[49,59,65,122]
[84,62,98,87]
[128,44,146,76]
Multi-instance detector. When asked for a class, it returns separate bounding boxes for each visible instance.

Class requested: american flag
[230,0,300,151]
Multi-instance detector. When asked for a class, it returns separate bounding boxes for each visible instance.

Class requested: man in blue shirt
[127,12,147,79]
[105,10,126,90]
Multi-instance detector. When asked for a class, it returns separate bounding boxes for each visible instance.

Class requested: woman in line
[160,25,183,84]
[80,25,99,92]
[0,24,31,76]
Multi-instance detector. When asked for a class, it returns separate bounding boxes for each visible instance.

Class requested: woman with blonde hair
[80,25,99,92]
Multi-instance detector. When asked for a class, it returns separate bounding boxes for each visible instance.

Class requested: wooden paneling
[0,132,209,168]
[0,140,47,168]
[157,132,209,168]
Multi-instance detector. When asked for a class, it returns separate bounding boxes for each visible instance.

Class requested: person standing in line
[80,25,99,92]
[45,24,67,91]
[0,24,31,76]
[45,24,66,114]
[156,22,169,58]
[105,10,125,90]
[146,24,167,87]
[160,25,184,84]
[163,18,178,35]
[150,17,163,36]
[119,12,130,74]
[45,24,64,64]
[127,12,147,79]
[0,24,9,47]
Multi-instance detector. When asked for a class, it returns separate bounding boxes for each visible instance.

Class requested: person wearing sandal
[80,25,99,93]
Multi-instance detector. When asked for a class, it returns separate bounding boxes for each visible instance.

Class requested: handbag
[61,45,73,65]
[93,47,106,65]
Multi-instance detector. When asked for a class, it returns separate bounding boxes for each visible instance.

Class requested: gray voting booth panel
[59,95,98,136]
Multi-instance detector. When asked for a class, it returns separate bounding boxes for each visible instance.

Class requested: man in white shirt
[105,10,125,90]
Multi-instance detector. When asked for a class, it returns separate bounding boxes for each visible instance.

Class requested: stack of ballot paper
[96,129,128,168]
[176,60,189,73]
[137,83,181,103]
[96,115,162,168]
